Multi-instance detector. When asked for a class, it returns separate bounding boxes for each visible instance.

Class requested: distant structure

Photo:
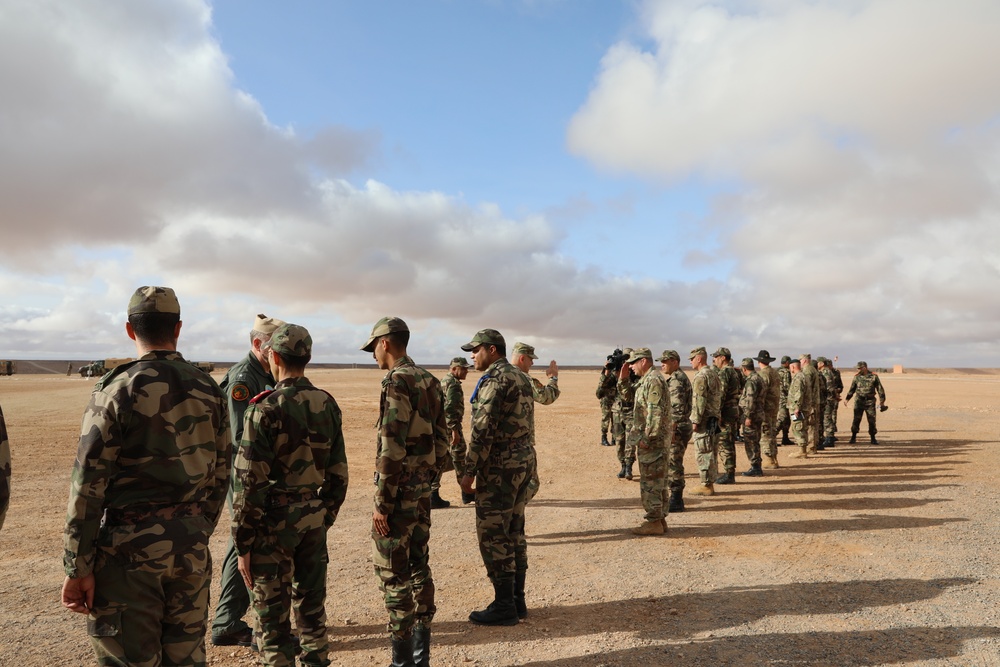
[893,365,904,374]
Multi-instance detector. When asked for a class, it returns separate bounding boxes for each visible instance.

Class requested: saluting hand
[546,360,558,378]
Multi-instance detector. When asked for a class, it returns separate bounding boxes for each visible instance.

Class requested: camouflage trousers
[775,404,790,441]
[667,424,692,493]
[759,406,779,458]
[831,400,840,432]
[851,399,878,436]
[372,482,435,640]
[692,428,719,485]
[717,415,739,474]
[790,413,808,447]
[806,408,820,451]
[600,399,613,436]
[742,419,763,467]
[637,439,667,522]
[614,407,635,463]
[475,440,536,577]
[432,431,466,492]
[87,515,212,667]
[525,445,541,503]
[249,508,330,667]
[822,400,838,438]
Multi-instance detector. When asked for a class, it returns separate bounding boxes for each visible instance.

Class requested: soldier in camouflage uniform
[658,350,692,513]
[441,357,472,504]
[615,348,638,480]
[711,348,741,484]
[232,324,349,667]
[596,366,616,447]
[625,348,671,536]
[828,358,845,439]
[752,350,781,468]
[61,286,231,667]
[688,347,722,496]
[844,361,887,444]
[738,358,767,476]
[459,329,535,626]
[213,313,285,648]
[817,357,840,449]
[775,356,793,445]
[363,316,449,667]
[799,354,823,454]
[0,400,9,532]
[511,342,559,503]
[786,359,811,458]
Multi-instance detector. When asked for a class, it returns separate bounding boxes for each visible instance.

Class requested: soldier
[511,342,559,503]
[817,357,840,449]
[775,356,793,445]
[711,348,741,484]
[615,348,638,480]
[688,347,722,496]
[829,357,845,439]
[212,313,285,648]
[596,364,617,447]
[232,324,349,666]
[658,350,692,513]
[844,361,887,444]
[739,358,767,476]
[786,359,811,459]
[0,400,9,532]
[363,316,449,667]
[754,350,782,468]
[625,348,671,536]
[799,353,823,454]
[441,356,473,505]
[459,329,534,626]
[61,286,230,666]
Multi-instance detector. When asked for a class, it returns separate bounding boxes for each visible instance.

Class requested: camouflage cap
[360,316,409,353]
[689,346,707,360]
[754,349,776,363]
[127,286,180,316]
[449,356,470,368]
[461,328,505,352]
[712,346,731,359]
[741,357,755,369]
[627,347,653,363]
[780,355,792,364]
[817,356,829,365]
[799,352,812,361]
[266,323,312,358]
[622,347,634,356]
[856,360,868,369]
[253,313,285,336]
[512,342,538,359]
[657,349,680,362]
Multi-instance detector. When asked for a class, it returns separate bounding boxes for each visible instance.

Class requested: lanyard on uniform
[470,375,487,404]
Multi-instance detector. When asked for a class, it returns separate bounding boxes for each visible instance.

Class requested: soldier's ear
[125,321,137,341]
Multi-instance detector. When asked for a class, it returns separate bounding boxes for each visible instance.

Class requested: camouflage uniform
[754,351,781,464]
[830,363,845,434]
[615,372,638,467]
[664,365,693,494]
[628,361,671,523]
[819,362,839,440]
[441,371,467,484]
[596,370,616,443]
[786,368,811,455]
[845,364,886,440]
[712,351,741,478]
[689,351,722,486]
[0,401,9,532]
[799,357,822,453]
[775,361,792,443]
[63,349,231,666]
[739,368,767,468]
[371,356,449,640]
[523,370,559,502]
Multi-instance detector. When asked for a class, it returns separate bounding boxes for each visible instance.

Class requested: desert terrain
[1,367,998,666]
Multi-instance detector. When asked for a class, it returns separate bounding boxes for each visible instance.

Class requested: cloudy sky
[1,0,998,367]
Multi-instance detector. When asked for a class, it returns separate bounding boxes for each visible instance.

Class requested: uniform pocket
[87,609,122,638]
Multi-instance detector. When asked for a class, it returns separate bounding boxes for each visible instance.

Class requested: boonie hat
[657,350,679,362]
[267,323,312,358]
[461,329,505,352]
[512,342,538,359]
[361,316,409,353]
[254,313,286,336]
[128,286,180,316]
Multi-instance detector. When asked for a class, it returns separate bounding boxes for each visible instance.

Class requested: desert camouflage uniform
[524,373,559,502]
[800,361,822,452]
[819,366,839,439]
[845,371,886,438]
[757,365,781,459]
[740,371,767,468]
[232,376,349,667]
[0,401,9,532]
[63,352,230,667]
[441,372,467,484]
[596,371,616,440]
[690,366,722,485]
[372,356,449,640]
[629,369,671,522]
[776,365,792,441]
[665,369,693,493]
[714,364,741,475]
[466,358,535,577]
[787,371,810,449]
[615,373,638,466]
[213,351,274,641]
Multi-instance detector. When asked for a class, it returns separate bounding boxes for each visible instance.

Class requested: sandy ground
[1,367,999,666]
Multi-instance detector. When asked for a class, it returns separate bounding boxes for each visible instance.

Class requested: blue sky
[2,0,1000,366]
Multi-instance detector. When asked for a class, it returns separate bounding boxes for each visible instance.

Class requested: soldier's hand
[61,574,95,614]
[372,511,390,537]
[460,474,476,495]
[450,429,461,446]
[238,553,253,589]
[617,364,629,381]
[745,418,752,428]
[546,360,558,378]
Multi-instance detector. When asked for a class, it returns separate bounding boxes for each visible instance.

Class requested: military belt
[266,489,317,509]
[105,502,204,524]
[489,436,532,457]
[373,468,436,486]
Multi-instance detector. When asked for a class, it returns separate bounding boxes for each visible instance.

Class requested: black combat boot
[742,465,763,477]
[849,431,857,444]
[715,471,735,485]
[430,490,450,509]
[411,625,430,667]
[514,569,528,619]
[461,491,476,505]
[870,434,879,444]
[624,460,634,481]
[617,461,627,478]
[781,432,792,446]
[469,575,519,626]
[816,439,826,451]
[668,489,684,513]
[825,436,836,448]
[601,433,611,447]
[390,634,416,667]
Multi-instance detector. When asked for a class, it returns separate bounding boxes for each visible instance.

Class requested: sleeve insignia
[231,383,250,402]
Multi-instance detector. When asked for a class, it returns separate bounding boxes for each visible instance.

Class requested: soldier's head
[689,346,708,370]
[511,342,537,373]
[361,316,410,370]
[264,324,312,377]
[712,347,731,368]
[780,355,791,367]
[126,286,181,350]
[449,356,470,380]
[856,361,869,375]
[755,350,776,367]
[657,349,680,374]
[789,359,802,374]
[817,356,828,368]
[740,357,755,376]
[627,348,653,376]
[251,313,286,369]
[462,329,506,371]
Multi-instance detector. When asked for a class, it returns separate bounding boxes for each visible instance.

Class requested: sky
[1,0,999,367]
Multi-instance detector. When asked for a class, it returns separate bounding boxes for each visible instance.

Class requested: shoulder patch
[231,383,251,402]
[249,389,273,404]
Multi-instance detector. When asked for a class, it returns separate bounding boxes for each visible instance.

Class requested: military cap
[799,352,812,360]
[449,356,470,368]
[741,357,755,369]
[689,346,707,360]
[627,347,653,363]
[780,355,792,364]
[817,356,829,364]
[360,316,409,353]
[512,342,538,359]
[461,328,505,352]
[754,349,776,363]
[253,313,285,336]
[856,360,868,369]
[127,286,179,316]
[657,349,680,362]
[712,347,731,359]
[266,323,312,358]
[622,347,634,356]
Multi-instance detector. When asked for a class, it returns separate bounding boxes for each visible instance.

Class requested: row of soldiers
[597,347,888,535]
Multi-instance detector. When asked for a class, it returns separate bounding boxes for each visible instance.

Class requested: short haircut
[250,330,271,345]
[128,312,179,347]
[493,343,506,357]
[383,330,410,349]
[274,349,310,371]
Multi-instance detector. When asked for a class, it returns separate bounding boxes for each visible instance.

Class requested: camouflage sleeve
[596,372,610,399]
[617,376,635,403]
[689,373,706,425]
[643,378,667,442]
[666,376,685,427]
[627,382,647,449]
[443,377,464,433]
[0,404,9,532]
[845,376,858,401]
[875,376,886,403]
[465,374,501,476]
[208,401,232,529]
[374,374,411,516]
[322,402,349,527]
[738,378,754,415]
[835,371,844,394]
[531,376,560,405]
[63,390,123,578]
[433,382,450,473]
[231,404,275,555]
[787,377,803,412]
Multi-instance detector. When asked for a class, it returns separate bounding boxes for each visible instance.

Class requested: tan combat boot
[690,484,715,496]
[762,455,780,469]
[631,519,666,536]
[787,446,808,459]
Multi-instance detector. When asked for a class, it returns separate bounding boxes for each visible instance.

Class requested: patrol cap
[449,356,470,368]
[512,342,537,359]
[856,360,868,369]
[799,352,812,361]
[817,356,829,364]
[627,347,653,363]
[127,286,180,316]
[741,357,755,369]
[265,323,312,358]
[622,347,634,356]
[780,355,792,364]
[361,316,409,353]
[461,328,505,352]
[712,347,731,359]
[253,313,285,336]
[657,349,680,362]
[689,346,707,360]
[754,349,776,363]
